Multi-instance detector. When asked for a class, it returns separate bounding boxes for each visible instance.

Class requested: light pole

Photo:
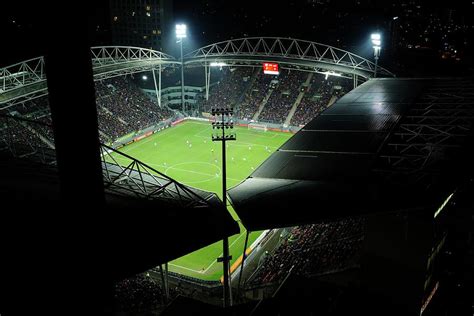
[371,33,381,78]
[176,24,187,114]
[211,106,236,308]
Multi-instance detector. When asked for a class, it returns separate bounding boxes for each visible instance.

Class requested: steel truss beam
[0,47,179,107]
[184,37,395,79]
[1,113,217,208]
[375,79,474,184]
[100,144,216,209]
[0,90,49,112]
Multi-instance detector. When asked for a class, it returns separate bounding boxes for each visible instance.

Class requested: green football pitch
[110,120,292,280]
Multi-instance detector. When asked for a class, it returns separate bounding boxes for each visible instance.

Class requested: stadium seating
[0,77,175,149]
[238,71,274,121]
[114,273,165,314]
[198,68,353,126]
[248,217,365,286]
[291,75,353,126]
[95,77,174,142]
[200,67,254,114]
[258,70,307,123]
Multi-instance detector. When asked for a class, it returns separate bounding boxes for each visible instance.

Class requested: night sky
[174,0,394,49]
[2,0,473,75]
[172,1,473,47]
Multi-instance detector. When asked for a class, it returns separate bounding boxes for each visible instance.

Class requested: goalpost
[248,122,268,132]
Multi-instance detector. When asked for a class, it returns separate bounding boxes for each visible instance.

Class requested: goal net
[248,123,268,132]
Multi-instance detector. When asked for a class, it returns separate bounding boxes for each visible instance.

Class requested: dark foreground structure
[228,78,474,315]
[2,73,473,315]
[1,5,473,315]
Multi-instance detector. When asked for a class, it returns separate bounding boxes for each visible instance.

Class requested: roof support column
[40,3,107,313]
[152,64,162,108]
[205,62,211,101]
[45,9,104,206]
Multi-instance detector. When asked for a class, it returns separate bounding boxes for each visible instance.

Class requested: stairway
[252,88,274,121]
[284,73,313,126]
[236,68,259,108]
[22,122,55,149]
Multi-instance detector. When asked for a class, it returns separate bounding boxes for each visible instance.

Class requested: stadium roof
[138,66,222,89]
[184,37,395,79]
[228,78,474,231]
[1,152,239,279]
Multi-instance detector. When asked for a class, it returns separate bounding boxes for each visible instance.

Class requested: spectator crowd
[1,77,174,152]
[200,67,254,114]
[258,70,307,123]
[95,77,173,142]
[197,68,353,126]
[249,217,365,286]
[114,273,164,314]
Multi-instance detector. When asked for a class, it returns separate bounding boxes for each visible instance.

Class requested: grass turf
[110,120,292,280]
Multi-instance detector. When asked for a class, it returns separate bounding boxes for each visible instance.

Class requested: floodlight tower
[176,24,187,114]
[211,106,236,308]
[371,33,382,78]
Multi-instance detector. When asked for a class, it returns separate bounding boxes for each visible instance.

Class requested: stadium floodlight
[210,62,227,67]
[175,24,187,39]
[371,33,381,42]
[211,106,236,309]
[142,75,148,80]
[371,33,382,78]
[176,24,187,114]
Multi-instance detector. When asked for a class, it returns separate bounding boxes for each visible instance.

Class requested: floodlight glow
[324,71,342,80]
[371,33,382,77]
[371,33,381,41]
[371,33,382,47]
[210,62,227,67]
[393,16,399,20]
[142,75,148,80]
[176,24,187,38]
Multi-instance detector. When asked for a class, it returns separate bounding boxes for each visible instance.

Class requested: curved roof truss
[0,46,178,108]
[184,37,394,79]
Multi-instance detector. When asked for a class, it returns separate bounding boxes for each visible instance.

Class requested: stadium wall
[202,113,301,133]
[110,116,300,152]
[110,116,178,150]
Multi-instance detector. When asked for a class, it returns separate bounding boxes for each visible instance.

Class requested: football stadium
[107,120,292,280]
[2,10,474,315]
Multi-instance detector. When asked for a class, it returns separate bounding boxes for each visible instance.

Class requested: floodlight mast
[371,33,382,78]
[211,106,236,308]
[176,24,187,114]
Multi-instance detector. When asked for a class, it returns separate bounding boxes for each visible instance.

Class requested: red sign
[263,62,279,75]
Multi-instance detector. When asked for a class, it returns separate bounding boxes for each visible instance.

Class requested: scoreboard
[263,62,279,75]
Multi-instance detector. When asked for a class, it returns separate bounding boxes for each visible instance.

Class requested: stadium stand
[200,67,254,114]
[291,76,337,126]
[114,273,178,314]
[248,217,364,286]
[258,70,308,124]
[0,77,175,148]
[237,71,274,121]
[198,68,353,126]
[94,77,174,142]
[1,116,48,150]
